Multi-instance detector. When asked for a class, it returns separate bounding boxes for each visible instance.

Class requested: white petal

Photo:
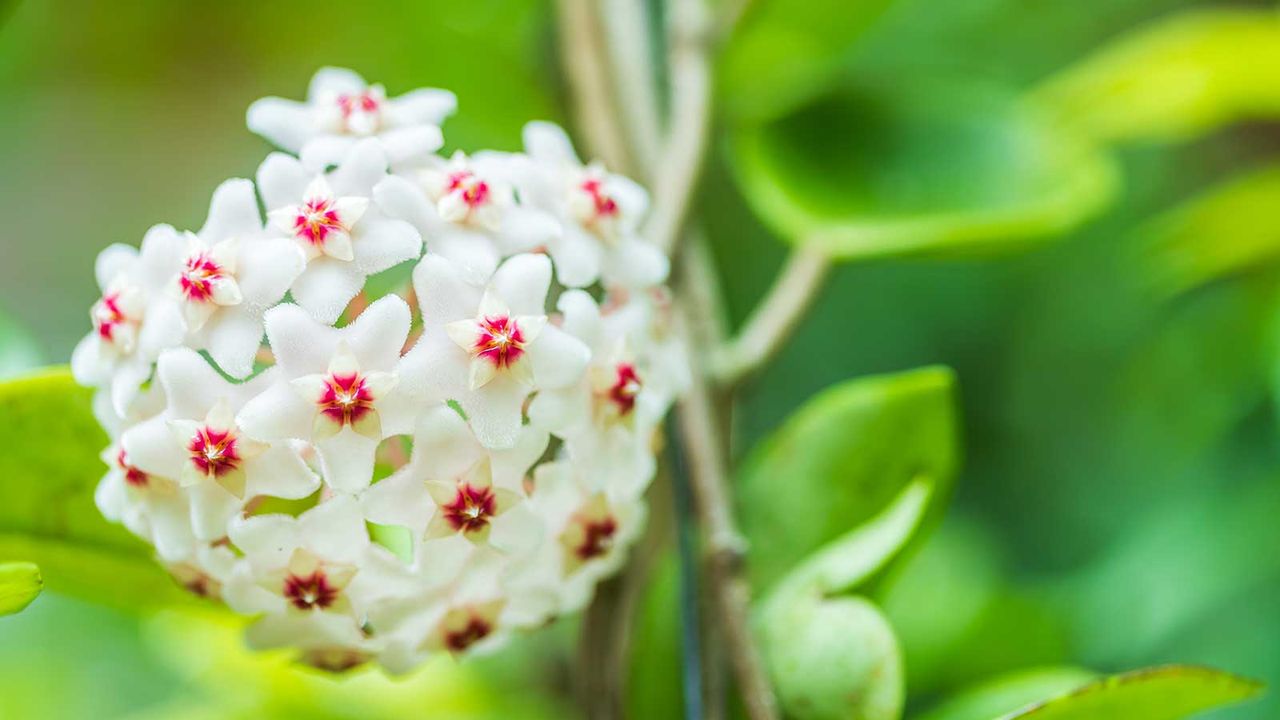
[351,217,422,274]
[120,416,185,479]
[548,224,603,288]
[188,480,242,541]
[411,405,484,479]
[308,66,367,100]
[147,491,197,562]
[346,295,412,369]
[201,308,263,379]
[461,374,530,450]
[387,88,456,126]
[137,299,187,359]
[557,289,602,346]
[94,244,138,291]
[379,125,444,168]
[603,237,670,288]
[329,139,389,196]
[316,429,379,493]
[238,382,316,441]
[70,334,107,386]
[246,444,321,499]
[290,258,367,325]
[200,178,262,243]
[523,121,581,165]
[497,206,560,255]
[528,325,590,390]
[229,513,299,569]
[246,97,313,153]
[492,253,552,316]
[256,152,312,211]
[527,386,588,434]
[298,494,369,558]
[373,175,434,228]
[412,254,485,328]
[154,347,233,419]
[298,136,356,173]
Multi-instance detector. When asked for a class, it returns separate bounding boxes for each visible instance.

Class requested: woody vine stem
[558,0,831,717]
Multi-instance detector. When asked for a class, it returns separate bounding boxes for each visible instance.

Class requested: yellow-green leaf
[0,367,190,609]
[737,366,959,592]
[1135,165,1280,298]
[1003,665,1262,720]
[1034,9,1280,144]
[731,80,1116,262]
[0,561,42,615]
[917,667,1097,720]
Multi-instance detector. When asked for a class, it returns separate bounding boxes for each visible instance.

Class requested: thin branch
[603,0,664,180]
[675,294,780,720]
[711,247,831,388]
[556,0,632,173]
[647,0,713,256]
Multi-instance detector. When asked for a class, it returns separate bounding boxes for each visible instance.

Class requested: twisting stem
[603,0,664,177]
[647,0,713,256]
[556,0,633,172]
[711,247,831,388]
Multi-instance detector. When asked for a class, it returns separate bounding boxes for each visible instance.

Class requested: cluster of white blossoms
[72,68,686,672]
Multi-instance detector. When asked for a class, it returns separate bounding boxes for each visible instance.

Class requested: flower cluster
[74,67,686,672]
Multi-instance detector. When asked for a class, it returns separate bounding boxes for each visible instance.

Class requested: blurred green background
[3,0,1280,718]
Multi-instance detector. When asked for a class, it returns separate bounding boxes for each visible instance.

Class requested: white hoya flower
[528,290,665,495]
[165,543,240,602]
[375,150,558,280]
[94,442,196,563]
[237,296,413,493]
[121,348,320,541]
[519,460,647,615]
[517,121,668,289]
[248,67,455,171]
[258,139,422,324]
[71,228,187,418]
[361,404,548,546]
[224,495,399,663]
[171,179,306,378]
[398,252,590,449]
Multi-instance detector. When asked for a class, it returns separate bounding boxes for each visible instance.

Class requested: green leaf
[0,561,42,615]
[1134,165,1280,298]
[917,667,1096,720]
[718,0,893,123]
[1002,665,1262,720]
[737,366,959,591]
[0,367,190,609]
[1033,9,1280,144]
[757,589,904,720]
[730,80,1116,261]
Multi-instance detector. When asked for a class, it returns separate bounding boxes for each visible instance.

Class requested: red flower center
[318,373,376,427]
[576,515,619,561]
[294,197,345,246]
[336,91,382,132]
[580,177,619,219]
[93,293,127,342]
[473,315,526,369]
[606,363,642,417]
[283,571,341,610]
[446,170,491,209]
[187,426,242,478]
[444,615,493,652]
[179,252,226,303]
[441,483,498,534]
[116,448,149,488]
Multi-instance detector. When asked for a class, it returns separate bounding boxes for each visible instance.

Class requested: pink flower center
[473,315,526,369]
[93,293,128,343]
[575,515,618,561]
[116,448,149,488]
[605,363,642,417]
[283,571,340,611]
[318,373,376,427]
[444,615,493,652]
[446,170,491,209]
[579,177,619,220]
[336,91,382,133]
[187,426,243,478]
[184,574,217,598]
[294,197,345,246]
[441,483,497,534]
[179,252,226,304]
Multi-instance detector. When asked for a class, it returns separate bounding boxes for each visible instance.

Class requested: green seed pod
[760,589,904,720]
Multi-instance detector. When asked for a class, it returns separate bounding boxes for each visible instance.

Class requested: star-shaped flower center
[294,196,346,247]
[473,315,526,370]
[335,88,385,135]
[93,293,126,341]
[576,515,618,561]
[571,173,622,237]
[179,252,228,304]
[444,614,493,653]
[441,482,498,535]
[187,425,243,479]
[605,362,642,418]
[116,448,149,488]
[283,570,341,611]
[447,170,491,209]
[319,372,376,427]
